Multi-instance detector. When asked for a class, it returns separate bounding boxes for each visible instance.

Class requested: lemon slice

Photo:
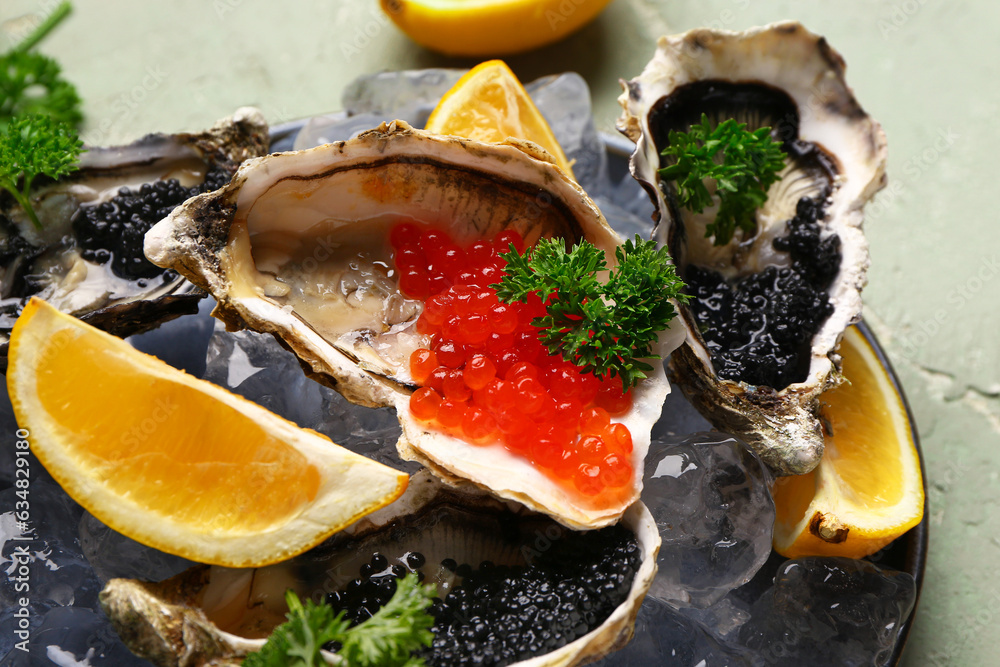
[381,0,613,57]
[7,298,408,568]
[425,59,575,179]
[772,325,925,559]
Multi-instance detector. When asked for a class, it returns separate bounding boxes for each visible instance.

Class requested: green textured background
[3,1,997,665]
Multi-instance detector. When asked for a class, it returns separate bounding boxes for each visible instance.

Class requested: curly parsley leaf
[493,236,687,391]
[242,573,435,667]
[243,591,348,667]
[0,113,83,230]
[1,1,81,131]
[337,572,436,667]
[0,51,83,130]
[658,113,786,246]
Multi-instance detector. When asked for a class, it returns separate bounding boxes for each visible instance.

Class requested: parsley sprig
[658,113,786,246]
[1,2,81,130]
[493,236,687,391]
[0,2,84,231]
[243,573,435,667]
[9,1,73,55]
[0,113,83,230]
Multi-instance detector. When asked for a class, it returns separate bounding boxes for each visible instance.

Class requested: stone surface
[1,0,996,662]
[642,432,776,608]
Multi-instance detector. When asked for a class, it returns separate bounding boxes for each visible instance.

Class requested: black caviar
[322,525,640,667]
[72,168,230,280]
[685,196,840,389]
[325,551,425,627]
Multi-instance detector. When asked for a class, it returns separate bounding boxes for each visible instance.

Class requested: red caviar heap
[392,222,636,498]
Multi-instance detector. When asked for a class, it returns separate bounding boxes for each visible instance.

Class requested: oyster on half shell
[618,22,887,475]
[145,120,684,530]
[100,471,661,667]
[0,107,270,369]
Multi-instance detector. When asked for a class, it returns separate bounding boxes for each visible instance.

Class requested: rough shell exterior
[145,120,682,529]
[0,107,270,368]
[617,22,887,475]
[99,472,661,667]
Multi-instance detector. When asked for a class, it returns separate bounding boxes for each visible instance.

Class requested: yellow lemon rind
[772,326,924,560]
[7,298,408,568]
[382,0,613,57]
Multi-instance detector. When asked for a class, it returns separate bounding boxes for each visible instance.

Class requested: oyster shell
[0,107,270,369]
[617,22,887,475]
[145,119,683,529]
[99,471,660,667]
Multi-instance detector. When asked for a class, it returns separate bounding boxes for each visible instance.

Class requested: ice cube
[0,477,83,551]
[305,69,608,197]
[596,596,751,666]
[78,514,195,585]
[293,111,398,150]
[341,68,466,127]
[202,325,417,473]
[0,606,148,666]
[591,195,653,244]
[737,557,916,666]
[1,474,104,614]
[297,69,466,149]
[642,432,776,608]
[523,73,608,195]
[679,596,752,643]
[0,600,52,659]
[0,395,21,489]
[127,296,216,379]
[202,324,326,428]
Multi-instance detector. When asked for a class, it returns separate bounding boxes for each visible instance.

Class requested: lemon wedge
[381,0,613,56]
[426,59,575,179]
[7,298,408,567]
[772,325,924,559]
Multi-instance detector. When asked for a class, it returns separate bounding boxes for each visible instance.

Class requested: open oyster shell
[99,471,660,667]
[0,107,270,369]
[617,22,887,475]
[145,119,683,529]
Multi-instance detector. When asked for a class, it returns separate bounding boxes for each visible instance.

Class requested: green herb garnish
[243,573,436,667]
[0,113,84,230]
[1,2,81,129]
[9,1,73,54]
[493,235,687,391]
[658,113,786,246]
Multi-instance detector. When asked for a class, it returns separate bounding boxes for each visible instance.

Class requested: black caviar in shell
[684,196,841,389]
[322,525,640,667]
[73,168,231,280]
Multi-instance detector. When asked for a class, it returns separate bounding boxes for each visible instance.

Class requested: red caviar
[396,223,635,498]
